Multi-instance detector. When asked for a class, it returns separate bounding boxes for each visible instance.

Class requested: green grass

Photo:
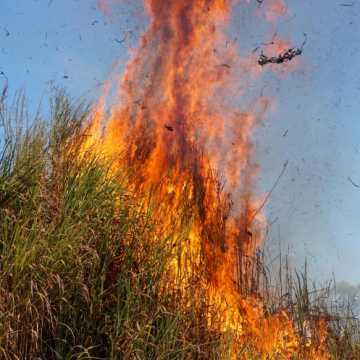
[0,93,223,359]
[0,92,360,359]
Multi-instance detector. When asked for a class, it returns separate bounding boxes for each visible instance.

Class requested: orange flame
[83,1,330,358]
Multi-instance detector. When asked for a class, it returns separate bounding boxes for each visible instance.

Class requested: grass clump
[0,93,224,359]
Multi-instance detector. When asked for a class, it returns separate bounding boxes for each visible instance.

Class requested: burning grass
[1,1,360,358]
[0,93,359,359]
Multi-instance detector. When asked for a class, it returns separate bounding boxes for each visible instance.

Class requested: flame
[82,1,330,358]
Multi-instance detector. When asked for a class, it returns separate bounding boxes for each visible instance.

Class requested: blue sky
[1,0,359,283]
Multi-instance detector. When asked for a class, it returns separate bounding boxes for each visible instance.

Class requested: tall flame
[83,1,330,358]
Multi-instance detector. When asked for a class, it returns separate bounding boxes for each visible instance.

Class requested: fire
[83,0,330,358]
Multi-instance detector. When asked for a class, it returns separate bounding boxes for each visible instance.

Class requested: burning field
[0,0,359,359]
[81,0,328,358]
